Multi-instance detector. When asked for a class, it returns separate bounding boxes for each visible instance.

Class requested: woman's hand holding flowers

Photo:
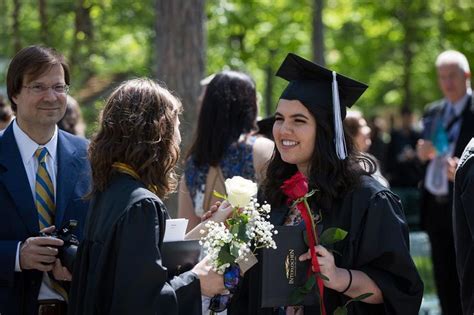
[192,255,227,297]
[201,201,221,222]
[197,176,276,313]
[206,200,234,223]
[300,245,383,304]
[299,245,349,292]
[186,200,234,240]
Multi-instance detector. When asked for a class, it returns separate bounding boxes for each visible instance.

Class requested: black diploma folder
[161,240,201,278]
[260,225,318,307]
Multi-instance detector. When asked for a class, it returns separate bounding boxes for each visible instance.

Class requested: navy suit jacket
[420,95,474,231]
[0,123,91,315]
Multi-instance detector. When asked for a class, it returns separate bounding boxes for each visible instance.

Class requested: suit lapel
[55,131,80,226]
[0,125,38,234]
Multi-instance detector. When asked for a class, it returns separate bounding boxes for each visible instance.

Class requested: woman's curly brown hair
[88,78,182,199]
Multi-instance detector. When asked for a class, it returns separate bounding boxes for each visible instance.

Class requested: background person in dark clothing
[368,115,388,170]
[386,107,423,188]
[385,107,423,229]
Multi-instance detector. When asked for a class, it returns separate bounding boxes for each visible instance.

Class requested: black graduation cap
[276,53,368,159]
[256,116,275,140]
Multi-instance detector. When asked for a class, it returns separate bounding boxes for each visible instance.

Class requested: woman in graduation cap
[229,54,423,315]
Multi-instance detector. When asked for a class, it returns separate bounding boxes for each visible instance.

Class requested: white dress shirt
[12,119,64,301]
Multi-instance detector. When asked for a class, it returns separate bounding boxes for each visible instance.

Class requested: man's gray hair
[436,50,470,74]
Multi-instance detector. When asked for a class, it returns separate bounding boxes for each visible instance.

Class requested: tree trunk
[264,49,276,116]
[155,0,206,153]
[12,0,21,52]
[0,2,6,43]
[312,0,325,65]
[69,0,94,80]
[39,0,49,45]
[437,2,446,50]
[155,0,206,215]
[401,38,413,110]
[397,3,416,111]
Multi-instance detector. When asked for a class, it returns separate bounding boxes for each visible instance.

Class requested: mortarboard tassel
[332,71,347,160]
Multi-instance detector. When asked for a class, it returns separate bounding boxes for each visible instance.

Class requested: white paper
[163,218,188,242]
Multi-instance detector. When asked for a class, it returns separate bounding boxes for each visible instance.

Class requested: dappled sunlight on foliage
[0,0,473,130]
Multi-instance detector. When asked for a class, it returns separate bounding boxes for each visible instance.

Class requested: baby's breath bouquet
[199,176,278,274]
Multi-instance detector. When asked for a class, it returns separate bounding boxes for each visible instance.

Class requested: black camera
[40,220,80,271]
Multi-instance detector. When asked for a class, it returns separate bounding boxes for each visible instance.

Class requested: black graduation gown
[453,138,474,315]
[68,174,201,315]
[229,175,423,315]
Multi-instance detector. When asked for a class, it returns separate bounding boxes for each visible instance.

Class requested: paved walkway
[410,232,441,315]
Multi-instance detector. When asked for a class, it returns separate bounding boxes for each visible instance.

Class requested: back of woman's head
[58,95,86,136]
[343,111,363,139]
[263,102,375,208]
[188,70,257,166]
[0,95,13,123]
[89,78,182,198]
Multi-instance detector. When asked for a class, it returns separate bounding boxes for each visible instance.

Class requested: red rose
[280,171,327,315]
[280,171,309,200]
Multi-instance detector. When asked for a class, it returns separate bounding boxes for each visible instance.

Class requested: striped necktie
[35,148,55,230]
[34,148,68,301]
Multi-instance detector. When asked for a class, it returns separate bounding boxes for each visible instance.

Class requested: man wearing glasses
[0,45,91,315]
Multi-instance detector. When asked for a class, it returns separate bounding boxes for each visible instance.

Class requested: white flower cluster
[200,197,277,274]
[199,221,233,274]
[244,200,277,250]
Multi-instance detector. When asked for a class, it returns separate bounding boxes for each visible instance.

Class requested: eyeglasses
[209,264,241,312]
[23,84,70,95]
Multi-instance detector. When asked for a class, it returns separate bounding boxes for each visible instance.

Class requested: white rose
[225,176,258,208]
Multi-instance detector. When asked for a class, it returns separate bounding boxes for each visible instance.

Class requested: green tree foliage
[0,0,473,128]
[324,0,474,115]
[0,0,154,90]
[206,0,312,116]
[205,0,474,116]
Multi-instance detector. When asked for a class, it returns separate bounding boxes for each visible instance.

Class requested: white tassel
[332,71,347,160]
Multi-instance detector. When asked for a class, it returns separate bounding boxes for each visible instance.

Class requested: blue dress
[184,136,257,216]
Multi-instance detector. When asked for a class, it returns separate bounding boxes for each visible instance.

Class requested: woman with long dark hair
[229,54,423,315]
[178,71,274,231]
[69,78,225,315]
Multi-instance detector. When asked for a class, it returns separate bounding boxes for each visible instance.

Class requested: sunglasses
[209,264,241,312]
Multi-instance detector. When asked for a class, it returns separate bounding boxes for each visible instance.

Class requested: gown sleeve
[108,198,201,315]
[454,157,474,315]
[353,190,423,315]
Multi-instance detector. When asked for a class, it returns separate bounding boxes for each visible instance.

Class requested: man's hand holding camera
[20,224,74,281]
[52,256,72,281]
[20,226,63,272]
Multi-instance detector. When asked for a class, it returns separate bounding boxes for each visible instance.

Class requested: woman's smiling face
[273,99,316,176]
